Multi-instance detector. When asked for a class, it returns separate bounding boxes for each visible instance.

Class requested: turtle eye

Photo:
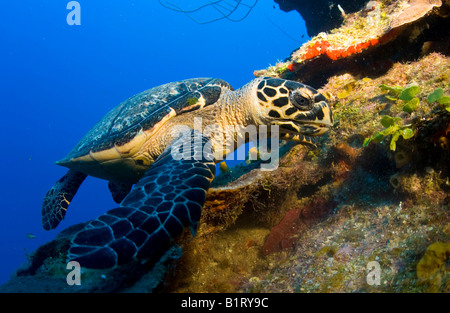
[290,90,314,111]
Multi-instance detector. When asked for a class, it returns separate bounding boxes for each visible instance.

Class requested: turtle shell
[58,77,232,167]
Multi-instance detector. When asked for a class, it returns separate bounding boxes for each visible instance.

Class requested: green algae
[428,88,444,103]
[399,85,421,101]
[363,115,414,151]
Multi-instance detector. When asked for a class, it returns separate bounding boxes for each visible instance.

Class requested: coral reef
[162,53,450,293]
[242,201,448,292]
[262,197,335,255]
[256,0,450,86]
[416,242,450,292]
[0,222,182,292]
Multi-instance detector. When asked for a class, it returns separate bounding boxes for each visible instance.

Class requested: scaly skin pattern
[41,170,87,230]
[144,77,333,161]
[68,130,216,268]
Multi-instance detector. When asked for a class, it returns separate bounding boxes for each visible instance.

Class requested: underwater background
[0,1,307,286]
[1,0,449,293]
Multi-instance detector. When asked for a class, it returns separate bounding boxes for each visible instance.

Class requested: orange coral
[287,62,298,72]
[302,40,331,60]
[300,38,380,62]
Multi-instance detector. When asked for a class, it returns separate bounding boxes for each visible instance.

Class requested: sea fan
[158,0,258,24]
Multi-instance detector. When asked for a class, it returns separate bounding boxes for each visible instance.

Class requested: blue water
[0,1,307,285]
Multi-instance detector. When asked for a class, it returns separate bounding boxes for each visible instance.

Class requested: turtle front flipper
[108,181,133,204]
[41,170,87,230]
[68,129,216,269]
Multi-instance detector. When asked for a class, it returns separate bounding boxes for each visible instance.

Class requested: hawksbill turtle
[42,77,333,269]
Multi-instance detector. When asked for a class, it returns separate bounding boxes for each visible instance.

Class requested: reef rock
[259,0,449,86]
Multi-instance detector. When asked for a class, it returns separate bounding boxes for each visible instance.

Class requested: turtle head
[254,77,333,145]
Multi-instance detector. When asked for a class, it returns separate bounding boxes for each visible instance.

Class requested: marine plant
[275,63,289,75]
[379,84,420,113]
[364,85,450,150]
[363,110,415,151]
[427,87,450,112]
[416,241,450,292]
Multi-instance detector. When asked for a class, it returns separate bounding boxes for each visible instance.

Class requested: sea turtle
[42,77,333,269]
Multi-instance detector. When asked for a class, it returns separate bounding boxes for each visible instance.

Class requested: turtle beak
[292,100,334,136]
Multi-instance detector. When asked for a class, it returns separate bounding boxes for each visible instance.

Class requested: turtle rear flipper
[108,181,133,204]
[41,170,87,230]
[68,130,216,268]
